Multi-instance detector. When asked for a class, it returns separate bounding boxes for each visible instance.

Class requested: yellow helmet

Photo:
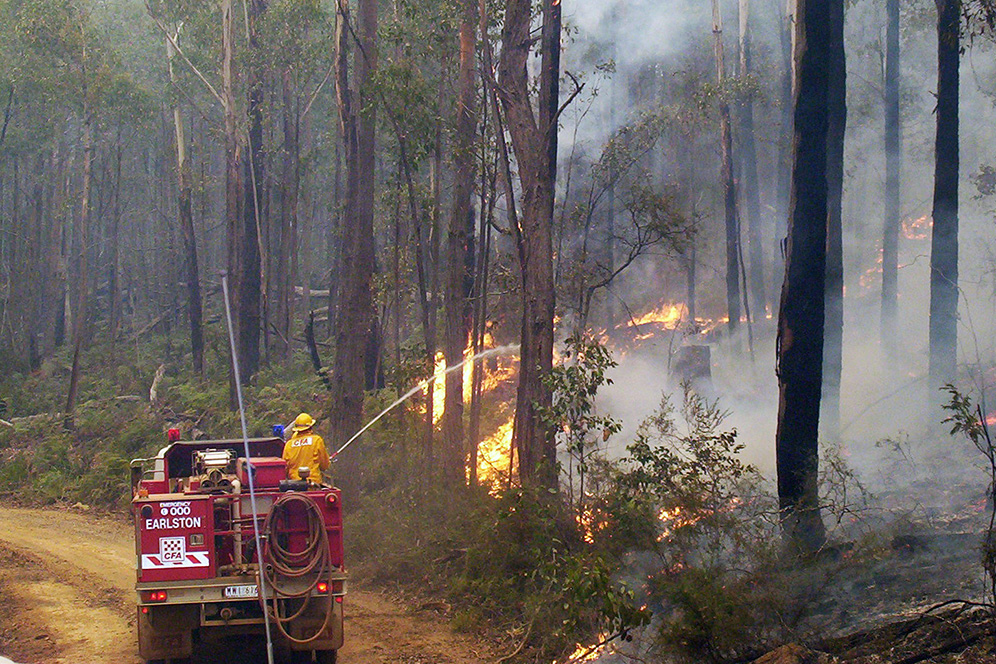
[292,412,316,432]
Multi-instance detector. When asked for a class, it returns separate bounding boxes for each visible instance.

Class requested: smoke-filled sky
[559,0,996,486]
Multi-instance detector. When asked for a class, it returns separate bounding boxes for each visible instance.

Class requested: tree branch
[146,11,226,109]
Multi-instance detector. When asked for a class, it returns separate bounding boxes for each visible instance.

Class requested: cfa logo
[290,437,313,448]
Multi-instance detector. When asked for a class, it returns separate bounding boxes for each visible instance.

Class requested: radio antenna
[221,272,276,664]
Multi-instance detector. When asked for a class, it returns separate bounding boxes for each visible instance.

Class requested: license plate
[224,584,258,599]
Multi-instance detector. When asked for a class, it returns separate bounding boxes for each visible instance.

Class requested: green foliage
[538,333,621,511]
[588,386,781,662]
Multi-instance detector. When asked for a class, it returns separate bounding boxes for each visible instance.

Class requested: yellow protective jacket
[282,431,330,480]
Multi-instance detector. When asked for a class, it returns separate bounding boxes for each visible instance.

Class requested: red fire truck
[130,432,346,663]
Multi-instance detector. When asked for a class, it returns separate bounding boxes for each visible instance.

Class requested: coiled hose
[261,492,335,644]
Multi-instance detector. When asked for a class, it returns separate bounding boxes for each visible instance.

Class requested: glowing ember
[902,214,931,241]
[858,248,884,291]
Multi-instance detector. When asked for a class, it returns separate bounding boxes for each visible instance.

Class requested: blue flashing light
[273,424,285,439]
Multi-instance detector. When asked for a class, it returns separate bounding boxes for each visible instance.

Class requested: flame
[657,505,700,541]
[623,303,687,330]
[556,634,610,664]
[657,498,743,541]
[477,417,515,493]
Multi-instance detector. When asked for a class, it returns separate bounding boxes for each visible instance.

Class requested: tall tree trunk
[775,0,832,555]
[738,0,766,317]
[222,0,243,406]
[65,118,94,429]
[881,0,901,360]
[239,0,267,384]
[928,0,960,403]
[109,131,122,347]
[168,30,204,375]
[775,0,794,292]
[277,68,300,364]
[713,0,741,335]
[822,0,846,441]
[442,0,479,487]
[499,0,559,491]
[330,0,377,496]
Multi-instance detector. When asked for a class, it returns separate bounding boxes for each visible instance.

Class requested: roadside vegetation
[1,329,945,664]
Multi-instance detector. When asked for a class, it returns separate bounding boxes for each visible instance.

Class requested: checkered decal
[141,536,210,569]
[160,536,185,562]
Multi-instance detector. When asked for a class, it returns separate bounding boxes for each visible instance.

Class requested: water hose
[262,492,336,644]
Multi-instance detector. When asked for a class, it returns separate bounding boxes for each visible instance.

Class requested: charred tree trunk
[775,0,832,555]
[738,0,766,317]
[168,30,204,375]
[330,0,377,495]
[928,0,960,404]
[822,0,846,441]
[499,0,559,491]
[713,0,741,336]
[881,0,901,361]
[442,0,479,487]
[775,0,794,291]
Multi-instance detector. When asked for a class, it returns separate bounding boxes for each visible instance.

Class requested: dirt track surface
[0,506,492,664]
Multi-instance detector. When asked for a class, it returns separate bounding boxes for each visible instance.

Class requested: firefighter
[282,412,331,482]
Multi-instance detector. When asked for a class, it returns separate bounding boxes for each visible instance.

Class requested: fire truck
[130,430,346,664]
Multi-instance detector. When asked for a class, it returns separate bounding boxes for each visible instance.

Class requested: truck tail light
[316,582,329,594]
[143,590,168,602]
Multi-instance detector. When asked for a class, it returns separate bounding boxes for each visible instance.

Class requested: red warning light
[316,582,329,594]
[167,428,181,442]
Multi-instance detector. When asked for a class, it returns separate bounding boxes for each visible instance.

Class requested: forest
[3,0,996,661]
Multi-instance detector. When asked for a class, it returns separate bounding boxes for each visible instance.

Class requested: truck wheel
[315,650,337,664]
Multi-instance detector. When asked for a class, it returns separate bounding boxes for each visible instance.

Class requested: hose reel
[261,492,336,645]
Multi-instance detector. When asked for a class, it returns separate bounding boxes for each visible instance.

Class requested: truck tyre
[315,650,337,664]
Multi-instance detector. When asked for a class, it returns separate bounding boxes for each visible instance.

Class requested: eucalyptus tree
[928,0,961,404]
[775,0,838,554]
[498,0,561,490]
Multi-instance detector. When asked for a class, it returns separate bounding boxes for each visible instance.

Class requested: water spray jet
[332,344,521,460]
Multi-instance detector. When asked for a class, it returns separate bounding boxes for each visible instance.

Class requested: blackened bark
[882,0,901,360]
[822,0,846,441]
[775,0,831,554]
[442,0,479,486]
[775,0,794,291]
[713,0,741,335]
[928,0,960,401]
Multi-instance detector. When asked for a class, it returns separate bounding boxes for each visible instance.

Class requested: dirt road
[0,507,493,664]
